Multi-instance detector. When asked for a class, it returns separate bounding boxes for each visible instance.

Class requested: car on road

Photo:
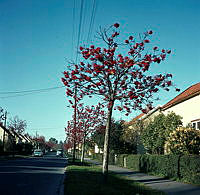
[56,149,63,157]
[33,149,43,157]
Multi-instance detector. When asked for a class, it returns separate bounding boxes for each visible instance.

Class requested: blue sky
[0,0,200,141]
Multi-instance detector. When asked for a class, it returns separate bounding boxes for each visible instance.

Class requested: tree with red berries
[76,103,106,162]
[65,117,83,161]
[62,23,178,178]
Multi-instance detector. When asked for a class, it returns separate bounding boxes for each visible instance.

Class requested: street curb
[57,171,66,195]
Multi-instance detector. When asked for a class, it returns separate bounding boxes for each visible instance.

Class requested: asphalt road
[0,152,67,195]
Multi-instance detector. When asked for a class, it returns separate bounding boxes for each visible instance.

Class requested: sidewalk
[86,158,200,195]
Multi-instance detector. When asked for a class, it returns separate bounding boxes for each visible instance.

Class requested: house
[0,123,15,152]
[128,82,200,129]
[162,82,200,129]
[9,129,24,144]
[140,105,162,125]
[0,123,10,144]
[125,105,162,131]
[94,143,103,154]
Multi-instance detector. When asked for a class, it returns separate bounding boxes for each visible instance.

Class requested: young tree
[76,103,106,162]
[62,23,178,177]
[141,112,182,154]
[65,118,83,161]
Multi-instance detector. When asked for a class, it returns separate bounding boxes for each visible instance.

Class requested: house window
[193,123,196,129]
[192,120,200,130]
[197,122,200,130]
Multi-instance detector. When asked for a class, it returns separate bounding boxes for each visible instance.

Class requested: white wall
[0,126,4,142]
[94,144,103,154]
[163,94,200,126]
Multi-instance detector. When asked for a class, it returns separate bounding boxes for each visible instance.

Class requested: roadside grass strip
[64,162,165,195]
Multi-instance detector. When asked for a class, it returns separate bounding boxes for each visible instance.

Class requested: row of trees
[33,136,67,153]
[0,107,66,154]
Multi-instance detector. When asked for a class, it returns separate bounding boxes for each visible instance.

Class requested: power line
[0,86,65,99]
[0,86,65,95]
[71,0,76,60]
[75,0,84,64]
[87,0,97,45]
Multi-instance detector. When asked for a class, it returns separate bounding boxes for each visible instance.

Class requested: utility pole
[2,111,7,152]
[36,131,39,149]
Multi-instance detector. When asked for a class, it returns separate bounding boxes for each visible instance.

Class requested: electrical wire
[75,0,84,64]
[71,0,76,60]
[0,86,65,95]
[0,86,65,99]
[86,0,97,45]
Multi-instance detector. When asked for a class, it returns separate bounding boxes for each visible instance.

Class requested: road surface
[0,152,67,195]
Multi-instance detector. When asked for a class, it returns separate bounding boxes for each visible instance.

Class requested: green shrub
[166,127,200,155]
[115,154,127,167]
[126,154,141,171]
[92,153,103,162]
[139,154,179,178]
[180,155,200,184]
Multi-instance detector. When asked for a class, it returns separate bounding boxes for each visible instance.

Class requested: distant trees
[8,115,27,134]
[91,120,137,154]
[46,137,58,151]
[122,120,144,154]
[0,107,4,123]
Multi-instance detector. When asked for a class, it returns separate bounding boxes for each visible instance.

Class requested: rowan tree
[76,103,106,162]
[62,23,178,177]
[65,117,83,161]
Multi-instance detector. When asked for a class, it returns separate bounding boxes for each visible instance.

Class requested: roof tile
[162,82,200,110]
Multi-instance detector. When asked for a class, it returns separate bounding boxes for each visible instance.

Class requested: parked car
[33,149,43,157]
[56,149,63,157]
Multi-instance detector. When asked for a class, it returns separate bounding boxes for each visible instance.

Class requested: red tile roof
[125,113,145,125]
[162,82,200,110]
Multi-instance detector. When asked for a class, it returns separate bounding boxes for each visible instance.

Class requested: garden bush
[126,154,141,171]
[166,127,200,155]
[180,155,200,184]
[92,153,200,184]
[140,155,179,178]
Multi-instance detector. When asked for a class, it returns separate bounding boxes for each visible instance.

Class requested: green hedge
[126,154,141,171]
[92,153,115,165]
[92,153,200,184]
[180,155,200,184]
[139,155,179,178]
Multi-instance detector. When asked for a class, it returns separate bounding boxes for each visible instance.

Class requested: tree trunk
[81,135,86,163]
[72,141,76,162]
[72,87,77,163]
[102,101,114,179]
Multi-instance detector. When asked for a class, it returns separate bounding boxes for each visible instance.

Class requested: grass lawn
[64,160,165,195]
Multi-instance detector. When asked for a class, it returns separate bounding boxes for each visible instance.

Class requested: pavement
[0,153,67,195]
[85,158,200,195]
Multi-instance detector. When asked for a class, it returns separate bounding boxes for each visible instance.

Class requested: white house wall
[163,94,200,126]
[0,126,4,142]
